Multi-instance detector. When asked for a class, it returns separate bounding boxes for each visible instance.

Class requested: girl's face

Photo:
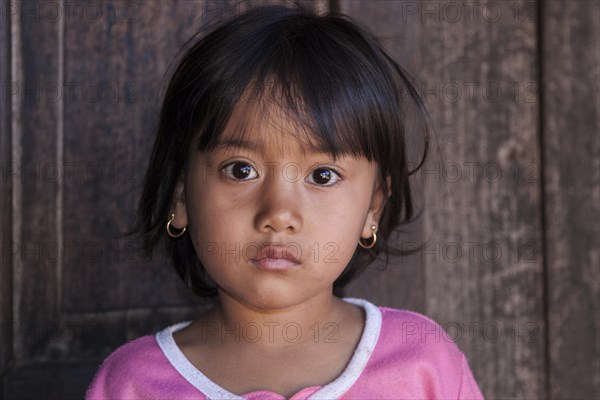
[172,105,389,310]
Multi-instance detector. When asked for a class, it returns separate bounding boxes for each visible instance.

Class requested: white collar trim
[155,297,382,400]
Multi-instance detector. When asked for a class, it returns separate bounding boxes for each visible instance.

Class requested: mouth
[249,245,301,271]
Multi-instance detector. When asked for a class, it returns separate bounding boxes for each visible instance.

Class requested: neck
[202,290,348,349]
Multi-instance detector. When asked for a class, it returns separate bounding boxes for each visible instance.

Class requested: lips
[249,245,301,271]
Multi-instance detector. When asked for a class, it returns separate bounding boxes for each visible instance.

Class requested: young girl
[87,4,484,399]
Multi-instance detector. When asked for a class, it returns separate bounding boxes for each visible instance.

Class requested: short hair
[133,3,430,298]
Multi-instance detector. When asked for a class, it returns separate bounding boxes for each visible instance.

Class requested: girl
[87,4,484,399]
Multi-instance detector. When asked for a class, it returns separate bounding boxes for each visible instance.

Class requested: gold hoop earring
[359,225,377,249]
[166,213,187,238]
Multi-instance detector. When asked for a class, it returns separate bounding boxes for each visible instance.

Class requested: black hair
[133,3,430,298]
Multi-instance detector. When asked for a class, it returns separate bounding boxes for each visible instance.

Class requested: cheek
[185,184,232,247]
[326,187,372,228]
[313,213,363,274]
[324,188,372,257]
[186,174,238,221]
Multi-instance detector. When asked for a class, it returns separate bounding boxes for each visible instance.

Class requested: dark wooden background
[1,0,598,399]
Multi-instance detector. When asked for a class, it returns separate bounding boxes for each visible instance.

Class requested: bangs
[181,7,407,165]
[199,80,335,158]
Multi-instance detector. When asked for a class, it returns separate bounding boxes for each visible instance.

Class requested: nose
[253,171,303,234]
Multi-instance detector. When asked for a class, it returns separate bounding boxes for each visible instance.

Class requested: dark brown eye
[309,168,341,186]
[222,162,258,180]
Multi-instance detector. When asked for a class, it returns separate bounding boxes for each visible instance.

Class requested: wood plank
[11,0,62,363]
[62,0,211,313]
[0,0,14,377]
[542,1,600,398]
[3,362,100,400]
[63,304,211,359]
[339,1,545,398]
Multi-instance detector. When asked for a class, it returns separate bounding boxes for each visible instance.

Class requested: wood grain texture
[62,0,209,313]
[0,0,13,378]
[542,1,600,399]
[3,362,100,400]
[339,1,545,398]
[12,0,62,364]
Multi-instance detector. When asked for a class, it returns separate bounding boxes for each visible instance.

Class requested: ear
[170,176,188,229]
[361,175,391,239]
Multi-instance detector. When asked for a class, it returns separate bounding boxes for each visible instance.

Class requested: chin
[218,275,335,311]
[246,290,298,310]
[231,286,309,311]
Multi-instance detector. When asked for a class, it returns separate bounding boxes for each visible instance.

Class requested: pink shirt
[86,298,484,399]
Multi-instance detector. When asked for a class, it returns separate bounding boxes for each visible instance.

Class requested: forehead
[215,92,328,157]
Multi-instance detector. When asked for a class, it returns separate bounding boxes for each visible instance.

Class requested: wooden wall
[1,0,598,398]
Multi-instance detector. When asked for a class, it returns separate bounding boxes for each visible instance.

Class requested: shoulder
[377,306,464,366]
[92,334,164,373]
[85,324,203,400]
[348,303,484,399]
[379,306,457,345]
[345,298,466,372]
[85,335,161,399]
